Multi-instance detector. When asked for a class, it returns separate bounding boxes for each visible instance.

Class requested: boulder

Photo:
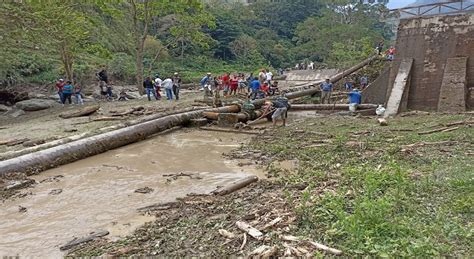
[0,104,11,112]
[15,99,56,111]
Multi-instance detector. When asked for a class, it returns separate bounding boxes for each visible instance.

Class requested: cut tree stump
[59,105,100,119]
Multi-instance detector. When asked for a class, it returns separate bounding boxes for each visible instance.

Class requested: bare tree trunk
[60,42,74,82]
[130,0,149,95]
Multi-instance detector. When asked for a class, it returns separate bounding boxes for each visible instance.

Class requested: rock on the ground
[5,109,26,118]
[29,93,47,99]
[126,92,142,100]
[15,99,56,111]
[0,104,11,112]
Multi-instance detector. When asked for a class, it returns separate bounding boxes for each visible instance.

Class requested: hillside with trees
[0,0,392,89]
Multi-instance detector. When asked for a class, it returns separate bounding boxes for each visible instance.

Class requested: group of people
[294,61,315,70]
[200,69,280,101]
[141,73,181,102]
[376,40,396,61]
[320,78,362,107]
[55,79,83,105]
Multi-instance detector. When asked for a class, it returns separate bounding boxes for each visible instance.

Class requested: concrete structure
[385,59,413,117]
[365,13,474,112]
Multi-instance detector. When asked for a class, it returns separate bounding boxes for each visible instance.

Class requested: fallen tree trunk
[0,106,239,176]
[0,107,207,161]
[59,105,100,119]
[290,104,378,111]
[212,175,258,196]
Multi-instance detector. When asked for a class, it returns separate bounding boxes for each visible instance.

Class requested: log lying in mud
[212,175,258,196]
[0,107,207,161]
[60,230,109,251]
[290,104,378,111]
[59,105,100,119]
[0,106,239,176]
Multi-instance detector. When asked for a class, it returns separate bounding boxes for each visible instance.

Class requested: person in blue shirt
[348,89,362,104]
[200,73,212,89]
[62,80,73,104]
[320,78,333,104]
[249,78,261,100]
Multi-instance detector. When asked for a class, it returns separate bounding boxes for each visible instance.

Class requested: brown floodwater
[0,129,263,258]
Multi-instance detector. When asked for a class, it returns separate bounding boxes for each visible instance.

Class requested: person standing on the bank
[143,76,158,101]
[55,78,65,103]
[172,72,181,101]
[320,78,333,104]
[154,75,162,99]
[74,84,84,105]
[62,80,74,105]
[162,77,174,101]
[360,75,368,90]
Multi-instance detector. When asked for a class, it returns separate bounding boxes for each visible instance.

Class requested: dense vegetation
[0,0,392,89]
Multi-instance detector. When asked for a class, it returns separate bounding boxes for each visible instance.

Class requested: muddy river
[0,129,263,257]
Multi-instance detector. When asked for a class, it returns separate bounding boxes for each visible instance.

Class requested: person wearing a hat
[172,72,182,101]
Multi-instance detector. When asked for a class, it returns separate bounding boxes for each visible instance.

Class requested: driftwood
[199,127,260,135]
[446,120,474,127]
[235,221,263,239]
[418,126,459,135]
[0,138,30,146]
[401,141,458,152]
[60,231,109,251]
[212,176,258,196]
[137,202,179,212]
[307,241,342,255]
[218,229,236,239]
[262,217,282,230]
[240,233,247,250]
[92,116,124,122]
[59,105,100,119]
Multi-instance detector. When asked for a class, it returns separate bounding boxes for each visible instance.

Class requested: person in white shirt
[154,75,162,99]
[265,69,273,85]
[162,77,173,101]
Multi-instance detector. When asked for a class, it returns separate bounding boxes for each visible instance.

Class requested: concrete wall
[394,14,474,111]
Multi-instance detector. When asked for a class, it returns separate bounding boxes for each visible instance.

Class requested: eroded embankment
[0,129,263,257]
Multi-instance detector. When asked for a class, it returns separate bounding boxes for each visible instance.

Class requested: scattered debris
[60,231,110,251]
[401,141,458,152]
[137,202,179,213]
[306,240,343,255]
[18,206,27,213]
[163,172,203,183]
[400,110,430,117]
[5,179,36,190]
[134,187,154,194]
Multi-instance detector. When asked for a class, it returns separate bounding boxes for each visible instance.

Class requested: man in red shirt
[229,75,239,96]
[55,79,65,103]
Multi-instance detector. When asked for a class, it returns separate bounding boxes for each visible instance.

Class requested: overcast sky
[387,0,416,9]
